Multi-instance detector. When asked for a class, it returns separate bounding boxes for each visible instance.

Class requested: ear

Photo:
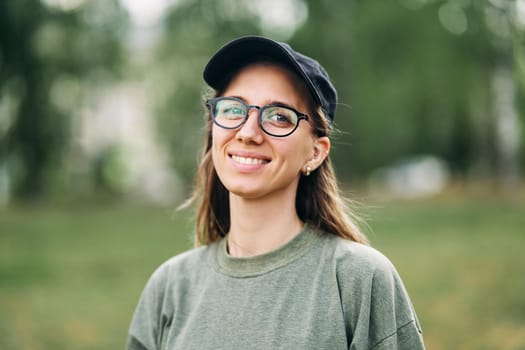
[308,136,330,171]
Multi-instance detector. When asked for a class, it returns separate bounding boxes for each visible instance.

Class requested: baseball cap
[203,35,338,123]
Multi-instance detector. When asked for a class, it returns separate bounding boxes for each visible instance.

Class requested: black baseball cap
[203,35,338,123]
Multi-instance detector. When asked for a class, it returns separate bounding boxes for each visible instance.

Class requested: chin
[227,186,264,199]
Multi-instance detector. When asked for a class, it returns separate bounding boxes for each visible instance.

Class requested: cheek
[211,134,221,164]
[210,128,222,155]
[289,135,315,162]
[276,141,312,171]
[211,127,230,166]
[211,125,231,145]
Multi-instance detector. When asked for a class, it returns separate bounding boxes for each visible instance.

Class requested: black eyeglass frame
[206,97,309,137]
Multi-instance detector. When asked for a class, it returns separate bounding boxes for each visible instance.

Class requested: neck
[227,193,303,257]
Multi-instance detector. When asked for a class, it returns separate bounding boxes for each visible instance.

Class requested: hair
[185,63,368,246]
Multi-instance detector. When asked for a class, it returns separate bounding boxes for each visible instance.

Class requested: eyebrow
[226,95,298,110]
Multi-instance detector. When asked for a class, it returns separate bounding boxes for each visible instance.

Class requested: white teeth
[232,155,266,165]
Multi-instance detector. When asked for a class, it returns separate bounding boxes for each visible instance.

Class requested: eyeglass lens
[212,98,300,136]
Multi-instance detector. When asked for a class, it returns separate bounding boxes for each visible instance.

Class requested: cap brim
[203,36,322,106]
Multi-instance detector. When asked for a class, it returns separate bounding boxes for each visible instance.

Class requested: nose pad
[235,109,263,143]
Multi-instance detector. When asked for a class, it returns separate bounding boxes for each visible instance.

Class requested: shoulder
[143,243,215,293]
[324,236,424,348]
[327,236,397,281]
[128,243,219,349]
[323,235,411,307]
[158,244,211,272]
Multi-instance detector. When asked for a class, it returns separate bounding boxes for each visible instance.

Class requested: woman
[127,36,425,350]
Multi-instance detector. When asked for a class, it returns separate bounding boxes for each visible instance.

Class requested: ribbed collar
[213,224,320,278]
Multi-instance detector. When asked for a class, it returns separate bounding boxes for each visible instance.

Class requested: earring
[304,165,312,176]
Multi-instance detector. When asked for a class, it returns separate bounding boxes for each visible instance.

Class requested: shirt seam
[212,225,321,278]
[212,238,317,278]
[370,320,416,349]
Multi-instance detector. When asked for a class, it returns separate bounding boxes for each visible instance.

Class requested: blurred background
[1,0,524,349]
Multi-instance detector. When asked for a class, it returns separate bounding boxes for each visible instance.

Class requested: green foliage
[0,0,128,199]
[93,145,133,194]
[150,0,523,183]
[295,0,502,179]
[1,0,523,201]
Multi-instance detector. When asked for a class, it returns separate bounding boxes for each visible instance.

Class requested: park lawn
[0,196,524,350]
[0,203,195,350]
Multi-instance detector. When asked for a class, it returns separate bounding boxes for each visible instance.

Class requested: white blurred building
[71,82,180,205]
[368,155,450,199]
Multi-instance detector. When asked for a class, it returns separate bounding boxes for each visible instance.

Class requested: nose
[235,108,263,144]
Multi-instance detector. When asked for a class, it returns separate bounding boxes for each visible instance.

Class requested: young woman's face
[211,62,328,201]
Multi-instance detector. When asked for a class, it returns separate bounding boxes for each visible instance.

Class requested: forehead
[222,62,313,109]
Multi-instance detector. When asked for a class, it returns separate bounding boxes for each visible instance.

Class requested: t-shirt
[127,224,425,349]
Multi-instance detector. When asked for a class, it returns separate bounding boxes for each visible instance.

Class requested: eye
[263,107,297,127]
[273,114,292,124]
[216,101,246,119]
[223,106,244,115]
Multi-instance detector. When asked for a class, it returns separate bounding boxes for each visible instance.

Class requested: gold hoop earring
[304,165,312,176]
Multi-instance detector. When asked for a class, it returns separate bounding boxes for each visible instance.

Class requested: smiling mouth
[230,155,269,165]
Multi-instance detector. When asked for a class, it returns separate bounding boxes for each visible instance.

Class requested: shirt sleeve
[367,260,424,350]
[335,242,425,350]
[127,263,172,350]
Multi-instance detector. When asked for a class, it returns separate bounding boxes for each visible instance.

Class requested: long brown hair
[295,107,368,245]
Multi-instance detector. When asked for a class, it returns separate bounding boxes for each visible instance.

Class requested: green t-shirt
[127,224,425,349]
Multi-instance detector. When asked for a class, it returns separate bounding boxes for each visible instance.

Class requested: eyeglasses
[206,97,309,137]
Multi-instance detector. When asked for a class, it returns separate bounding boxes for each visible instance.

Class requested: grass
[0,203,194,350]
[0,195,524,349]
